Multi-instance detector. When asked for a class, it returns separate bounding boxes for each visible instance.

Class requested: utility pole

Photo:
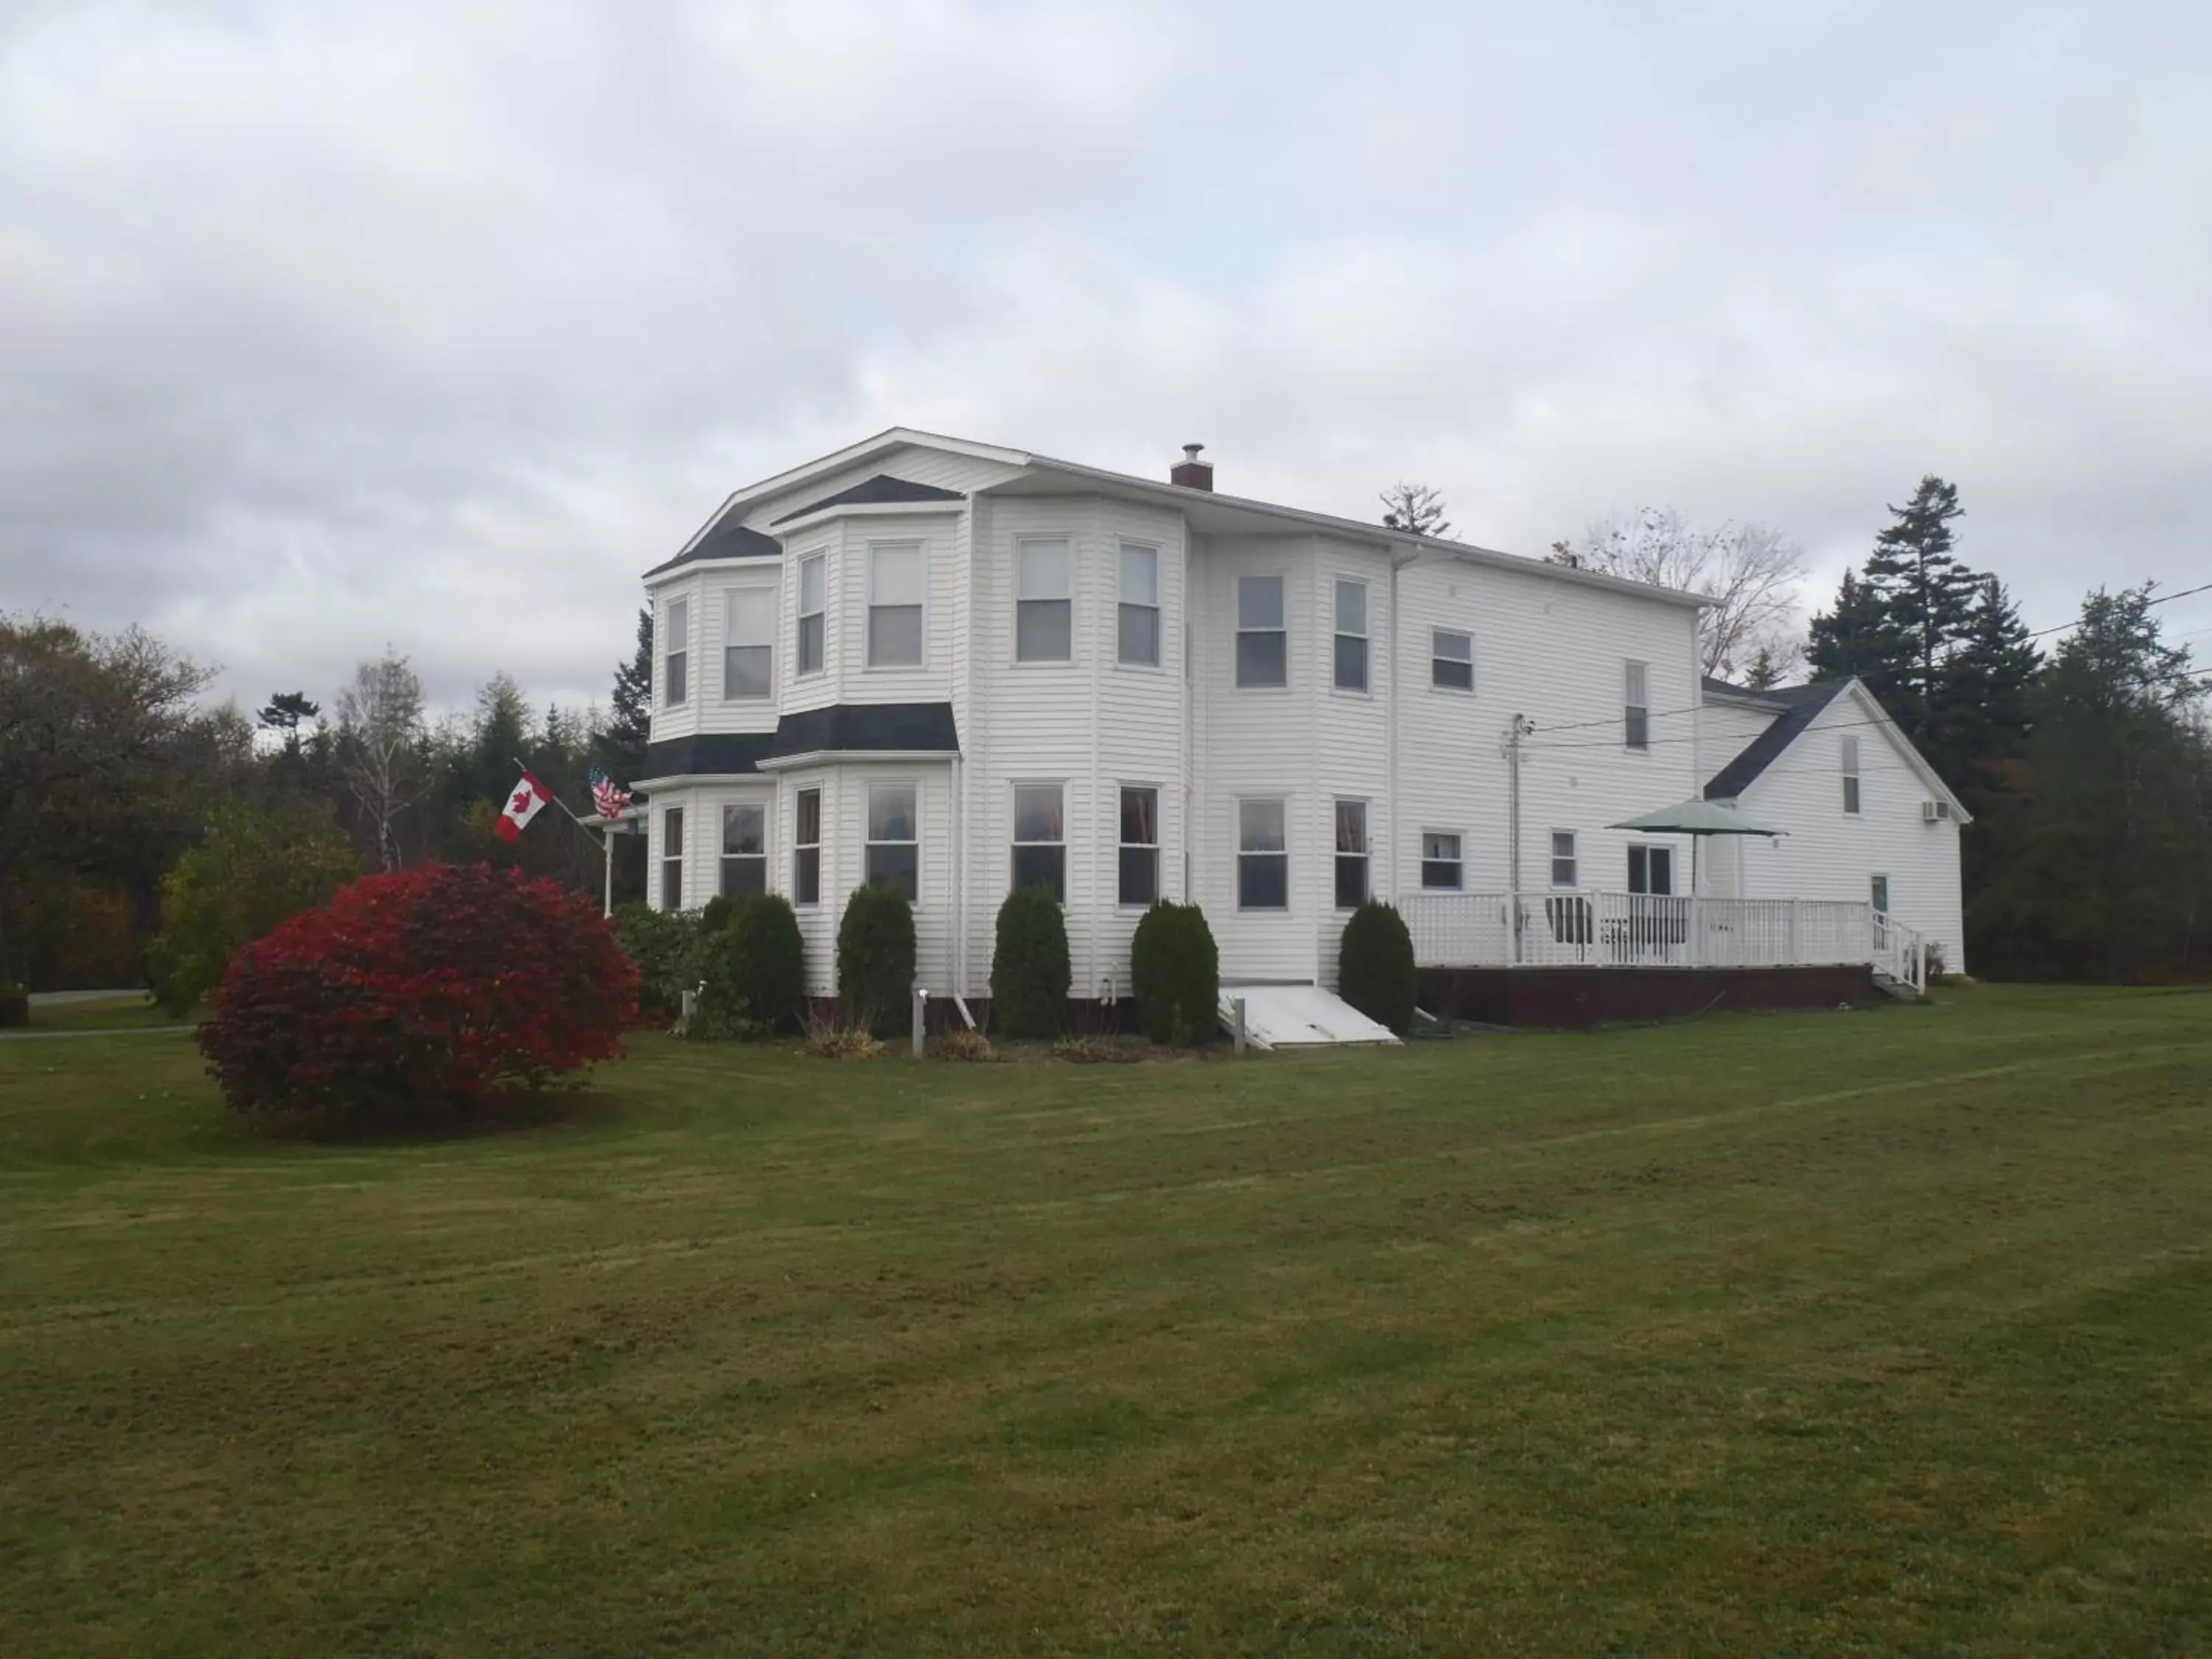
[1504,714,1534,963]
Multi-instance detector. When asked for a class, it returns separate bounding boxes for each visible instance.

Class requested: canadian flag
[495,773,552,843]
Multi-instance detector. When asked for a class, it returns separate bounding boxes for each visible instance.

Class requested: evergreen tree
[1805,569,1896,685]
[605,608,653,779]
[1861,475,1979,736]
[1939,577,2041,794]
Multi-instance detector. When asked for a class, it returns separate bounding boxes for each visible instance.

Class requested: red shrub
[198,862,640,1121]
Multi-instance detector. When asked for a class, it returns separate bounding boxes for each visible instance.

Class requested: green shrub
[1130,901,1219,1046]
[146,804,361,1017]
[695,892,807,1037]
[989,886,1070,1038]
[0,984,26,1029]
[611,902,703,1017]
[699,894,737,936]
[836,883,916,1034]
[1338,900,1417,1034]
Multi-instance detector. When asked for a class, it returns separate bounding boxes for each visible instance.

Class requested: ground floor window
[1011,783,1066,901]
[1334,800,1369,909]
[1239,799,1288,910]
[1420,830,1462,890]
[660,807,684,909]
[1871,873,1890,914]
[720,803,766,897]
[866,783,919,900]
[1119,786,1159,907]
[793,787,821,905]
[1627,843,1674,896]
[1551,830,1578,888]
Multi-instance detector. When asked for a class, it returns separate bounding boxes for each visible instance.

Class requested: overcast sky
[4,0,2208,716]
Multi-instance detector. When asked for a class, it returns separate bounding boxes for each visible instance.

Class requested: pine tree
[1805,570,1896,686]
[1939,577,2040,792]
[604,608,653,778]
[1860,475,1978,737]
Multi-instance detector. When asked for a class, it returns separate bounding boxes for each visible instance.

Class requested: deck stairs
[1219,983,1400,1049]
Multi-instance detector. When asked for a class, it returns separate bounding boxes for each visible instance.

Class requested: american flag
[588,767,633,819]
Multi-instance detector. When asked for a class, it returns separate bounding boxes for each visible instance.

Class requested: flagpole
[510,757,617,915]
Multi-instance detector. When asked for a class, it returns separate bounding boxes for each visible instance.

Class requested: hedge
[990,886,1070,1038]
[1338,900,1417,1034]
[1130,901,1219,1046]
[837,883,917,1034]
[695,892,807,1037]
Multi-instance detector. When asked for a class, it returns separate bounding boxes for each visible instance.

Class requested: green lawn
[2,987,2208,1656]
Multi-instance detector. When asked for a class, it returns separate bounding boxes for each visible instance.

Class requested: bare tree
[1564,507,1808,681]
[335,653,426,872]
[1380,482,1452,539]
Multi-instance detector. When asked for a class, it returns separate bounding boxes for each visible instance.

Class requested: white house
[633,428,1965,1015]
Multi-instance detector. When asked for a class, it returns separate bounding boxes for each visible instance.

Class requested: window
[1016,538,1073,662]
[1871,873,1890,914]
[797,553,827,677]
[1118,786,1159,906]
[1333,579,1368,692]
[1236,574,1287,688]
[1334,800,1369,908]
[1420,830,1462,890]
[723,588,774,700]
[1238,799,1288,910]
[1118,543,1161,667]
[1842,736,1862,815]
[662,599,689,708]
[720,803,766,897]
[865,783,918,900]
[866,542,925,668]
[1010,783,1065,901]
[1627,844,1674,896]
[793,787,821,906]
[1432,628,1474,692]
[1624,660,1649,749]
[1551,831,1578,888]
[660,807,684,909]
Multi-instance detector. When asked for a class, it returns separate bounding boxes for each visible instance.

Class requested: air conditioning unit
[1921,800,1953,822]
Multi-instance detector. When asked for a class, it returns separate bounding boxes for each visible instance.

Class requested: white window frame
[864,540,926,671]
[1419,830,1463,891]
[1550,830,1578,888]
[1332,577,1368,694]
[792,785,821,907]
[660,805,684,909]
[1871,873,1890,914]
[1333,798,1370,910]
[1117,784,1161,908]
[1235,573,1288,689]
[1627,843,1674,896]
[864,781,919,901]
[796,552,828,679]
[720,801,768,897]
[661,597,689,709]
[1431,628,1474,693]
[1237,796,1290,911]
[1624,659,1650,751]
[1842,736,1863,815]
[1009,781,1067,902]
[722,585,776,701]
[1015,536,1074,665]
[1116,541,1161,669]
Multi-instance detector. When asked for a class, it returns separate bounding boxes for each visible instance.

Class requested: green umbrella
[1607,799,1787,893]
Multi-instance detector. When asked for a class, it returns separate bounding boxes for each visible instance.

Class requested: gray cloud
[4,0,2208,716]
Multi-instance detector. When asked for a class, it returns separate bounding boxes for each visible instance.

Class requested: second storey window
[866,783,918,900]
[1432,629,1474,692]
[661,598,689,708]
[1119,543,1161,667]
[867,542,925,668]
[1551,831,1578,887]
[1017,538,1073,662]
[797,553,827,677]
[720,804,766,897]
[1334,800,1369,908]
[1238,799,1287,910]
[1237,575,1286,688]
[1624,660,1650,749]
[723,588,774,700]
[1011,783,1065,901]
[793,787,821,906]
[1118,786,1159,906]
[1421,831,1462,890]
[660,807,684,909]
[1333,579,1368,692]
[1842,736,1863,814]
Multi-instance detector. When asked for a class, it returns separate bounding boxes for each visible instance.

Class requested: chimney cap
[1181,442,1204,461]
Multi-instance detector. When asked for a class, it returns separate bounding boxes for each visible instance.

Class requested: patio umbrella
[1607,798,1787,891]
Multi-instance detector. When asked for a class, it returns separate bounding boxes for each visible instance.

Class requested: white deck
[1220,984,1401,1048]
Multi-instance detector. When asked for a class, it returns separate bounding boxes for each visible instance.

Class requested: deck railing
[1399,891,1925,992]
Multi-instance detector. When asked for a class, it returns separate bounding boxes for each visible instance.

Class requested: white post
[1232,996,1247,1055]
[602,826,614,918]
[912,987,927,1058]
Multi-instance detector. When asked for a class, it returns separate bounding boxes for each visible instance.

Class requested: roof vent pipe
[1169,443,1214,491]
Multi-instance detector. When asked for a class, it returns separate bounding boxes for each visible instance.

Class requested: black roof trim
[770,473,966,525]
[1701,674,1790,710]
[640,703,960,780]
[1704,680,1849,800]
[643,516,782,580]
[641,731,779,778]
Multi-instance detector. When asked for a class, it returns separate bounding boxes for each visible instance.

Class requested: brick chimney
[1169,442,1214,491]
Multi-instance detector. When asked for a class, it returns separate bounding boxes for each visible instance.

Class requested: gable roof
[770,473,965,524]
[1703,680,1850,800]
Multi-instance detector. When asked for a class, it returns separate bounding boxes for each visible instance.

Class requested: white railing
[1400,891,1926,989]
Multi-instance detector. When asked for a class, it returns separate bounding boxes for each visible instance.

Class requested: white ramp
[1220,983,1400,1048]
